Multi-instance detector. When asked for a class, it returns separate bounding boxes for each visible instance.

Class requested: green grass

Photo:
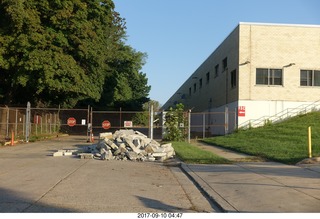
[172,141,231,164]
[202,112,320,164]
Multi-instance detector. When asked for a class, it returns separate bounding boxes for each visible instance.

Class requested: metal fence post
[41,112,43,134]
[6,106,9,138]
[225,106,229,135]
[161,111,166,140]
[87,105,90,142]
[26,102,31,142]
[188,109,191,143]
[149,104,154,140]
[15,109,18,137]
[202,113,205,139]
[119,107,122,129]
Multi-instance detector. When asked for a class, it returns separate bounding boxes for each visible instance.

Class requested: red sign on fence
[102,120,111,129]
[67,117,76,127]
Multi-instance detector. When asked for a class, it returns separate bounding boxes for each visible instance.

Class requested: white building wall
[237,100,317,127]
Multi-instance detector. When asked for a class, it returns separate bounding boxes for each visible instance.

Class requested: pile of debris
[54,129,175,162]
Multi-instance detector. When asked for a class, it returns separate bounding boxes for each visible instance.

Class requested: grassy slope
[202,112,320,164]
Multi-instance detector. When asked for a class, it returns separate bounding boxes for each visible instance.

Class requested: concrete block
[134,131,147,137]
[79,153,93,159]
[99,132,113,139]
[63,151,73,156]
[124,137,141,154]
[114,144,128,156]
[126,151,138,161]
[152,152,167,157]
[149,140,161,147]
[53,151,64,157]
[140,138,152,148]
[146,156,156,162]
[105,139,119,150]
[160,143,172,148]
[154,148,166,153]
[144,145,155,153]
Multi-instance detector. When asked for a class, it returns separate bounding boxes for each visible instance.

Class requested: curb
[179,163,238,213]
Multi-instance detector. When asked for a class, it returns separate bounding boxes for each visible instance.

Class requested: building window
[222,57,228,71]
[189,87,191,96]
[193,83,197,93]
[206,72,210,84]
[231,69,236,88]
[256,68,282,85]
[215,64,219,78]
[199,78,202,89]
[300,70,320,86]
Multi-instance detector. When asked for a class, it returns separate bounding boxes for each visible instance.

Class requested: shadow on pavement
[0,187,75,213]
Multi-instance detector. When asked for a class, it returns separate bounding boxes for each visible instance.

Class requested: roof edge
[239,22,320,28]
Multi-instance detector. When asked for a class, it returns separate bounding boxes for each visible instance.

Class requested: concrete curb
[180,163,238,213]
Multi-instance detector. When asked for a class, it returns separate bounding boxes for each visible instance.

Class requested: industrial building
[162,22,320,136]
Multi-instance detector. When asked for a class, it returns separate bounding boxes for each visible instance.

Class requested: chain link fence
[0,104,236,144]
[190,109,237,139]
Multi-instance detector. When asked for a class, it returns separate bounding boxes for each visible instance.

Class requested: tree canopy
[0,0,150,109]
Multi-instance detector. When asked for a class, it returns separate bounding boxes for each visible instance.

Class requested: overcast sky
[113,0,320,106]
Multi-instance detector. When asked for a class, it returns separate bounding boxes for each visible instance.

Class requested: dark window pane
[300,70,308,86]
[300,70,312,86]
[272,69,282,85]
[256,68,268,85]
[314,70,320,86]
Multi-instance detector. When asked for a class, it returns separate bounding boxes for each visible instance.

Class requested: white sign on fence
[124,121,133,128]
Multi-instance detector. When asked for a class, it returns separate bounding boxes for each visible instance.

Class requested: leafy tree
[98,44,151,110]
[163,103,187,141]
[0,0,150,109]
[131,100,160,127]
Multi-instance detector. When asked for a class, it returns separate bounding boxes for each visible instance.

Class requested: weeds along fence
[0,105,89,142]
[0,104,236,143]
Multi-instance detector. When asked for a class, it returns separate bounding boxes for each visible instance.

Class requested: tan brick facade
[239,23,320,102]
[162,23,320,131]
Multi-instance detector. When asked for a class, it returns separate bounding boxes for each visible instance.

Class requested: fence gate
[91,109,163,140]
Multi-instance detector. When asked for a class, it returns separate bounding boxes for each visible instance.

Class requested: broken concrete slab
[123,137,141,154]
[52,149,78,157]
[99,132,113,140]
[53,151,64,157]
[100,148,113,160]
[63,151,73,156]
[105,139,119,150]
[52,129,176,162]
[79,153,94,159]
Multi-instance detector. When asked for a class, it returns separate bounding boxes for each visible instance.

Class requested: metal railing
[239,100,320,129]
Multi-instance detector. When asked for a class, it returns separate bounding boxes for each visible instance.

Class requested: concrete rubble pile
[54,129,175,162]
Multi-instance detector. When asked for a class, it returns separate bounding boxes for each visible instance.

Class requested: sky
[113,0,320,106]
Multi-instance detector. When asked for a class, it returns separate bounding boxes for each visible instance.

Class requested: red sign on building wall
[238,106,246,117]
